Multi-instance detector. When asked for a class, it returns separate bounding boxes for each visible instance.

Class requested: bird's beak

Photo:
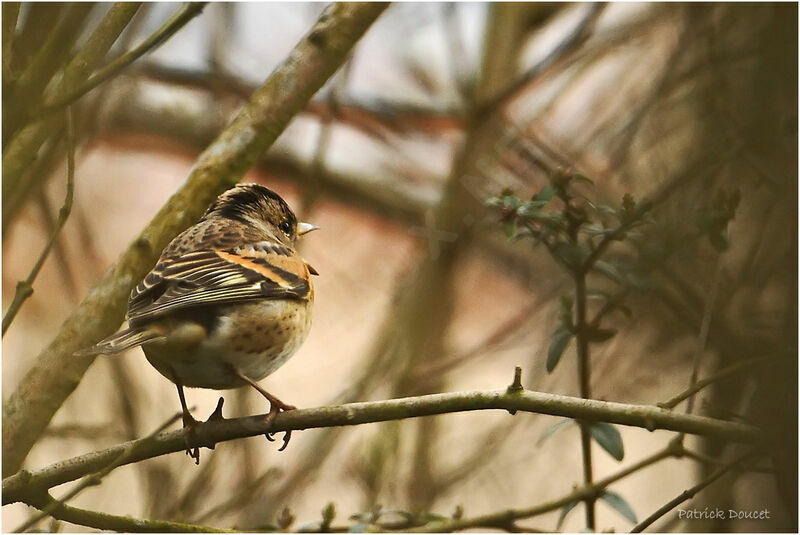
[297,222,320,236]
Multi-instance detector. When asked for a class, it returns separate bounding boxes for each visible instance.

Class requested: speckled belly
[142,299,312,390]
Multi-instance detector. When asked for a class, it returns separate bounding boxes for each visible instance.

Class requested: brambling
[79,183,319,462]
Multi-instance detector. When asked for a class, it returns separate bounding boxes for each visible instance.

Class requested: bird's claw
[181,415,201,465]
[263,402,296,452]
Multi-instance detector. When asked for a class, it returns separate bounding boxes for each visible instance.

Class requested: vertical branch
[685,260,723,416]
[1,2,20,81]
[3,2,141,206]
[565,192,596,530]
[573,269,595,530]
[2,107,76,336]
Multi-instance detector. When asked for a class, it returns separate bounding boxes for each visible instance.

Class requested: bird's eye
[278,220,292,235]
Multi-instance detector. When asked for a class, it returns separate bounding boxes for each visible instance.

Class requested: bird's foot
[181,412,201,465]
[182,398,226,464]
[264,400,296,452]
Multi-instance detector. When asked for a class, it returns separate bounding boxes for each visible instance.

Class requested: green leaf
[587,327,617,342]
[536,418,574,446]
[596,204,618,216]
[593,260,624,284]
[502,195,522,210]
[484,197,503,208]
[516,201,546,219]
[572,173,594,185]
[546,328,573,373]
[590,422,624,460]
[503,220,516,238]
[600,490,637,523]
[532,184,557,202]
[556,501,580,529]
[581,223,610,236]
[586,289,610,301]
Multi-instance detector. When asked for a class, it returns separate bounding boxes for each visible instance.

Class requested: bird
[78,183,319,462]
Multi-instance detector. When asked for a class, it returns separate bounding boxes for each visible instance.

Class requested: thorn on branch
[207,397,225,422]
[506,366,524,414]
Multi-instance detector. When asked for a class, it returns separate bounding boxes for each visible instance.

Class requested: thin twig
[476,3,606,117]
[31,3,208,121]
[405,442,678,532]
[1,2,20,81]
[3,2,141,203]
[3,388,759,506]
[14,413,182,533]
[658,355,781,410]
[574,268,596,530]
[629,451,757,532]
[21,493,232,533]
[2,107,76,336]
[684,260,723,416]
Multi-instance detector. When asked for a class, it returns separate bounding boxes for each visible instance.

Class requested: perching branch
[2,1,389,477]
[30,3,208,121]
[3,387,759,506]
[2,107,76,336]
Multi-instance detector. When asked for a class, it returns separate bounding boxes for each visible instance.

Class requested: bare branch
[658,355,783,410]
[476,3,606,117]
[3,2,142,206]
[14,413,181,533]
[21,492,232,533]
[630,451,756,532]
[405,440,679,532]
[31,3,208,121]
[3,387,759,506]
[2,107,76,336]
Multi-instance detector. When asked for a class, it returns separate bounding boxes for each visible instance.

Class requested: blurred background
[2,2,797,532]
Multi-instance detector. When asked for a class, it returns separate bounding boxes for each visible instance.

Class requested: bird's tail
[74,327,164,356]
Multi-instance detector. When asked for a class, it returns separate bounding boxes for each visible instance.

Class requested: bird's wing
[128,241,311,323]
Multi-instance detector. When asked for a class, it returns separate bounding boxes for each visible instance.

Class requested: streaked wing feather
[128,245,310,322]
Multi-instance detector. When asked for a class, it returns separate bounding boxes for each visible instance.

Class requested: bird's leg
[232,369,296,451]
[176,383,201,464]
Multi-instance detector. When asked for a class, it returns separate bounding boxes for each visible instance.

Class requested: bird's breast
[143,299,312,389]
